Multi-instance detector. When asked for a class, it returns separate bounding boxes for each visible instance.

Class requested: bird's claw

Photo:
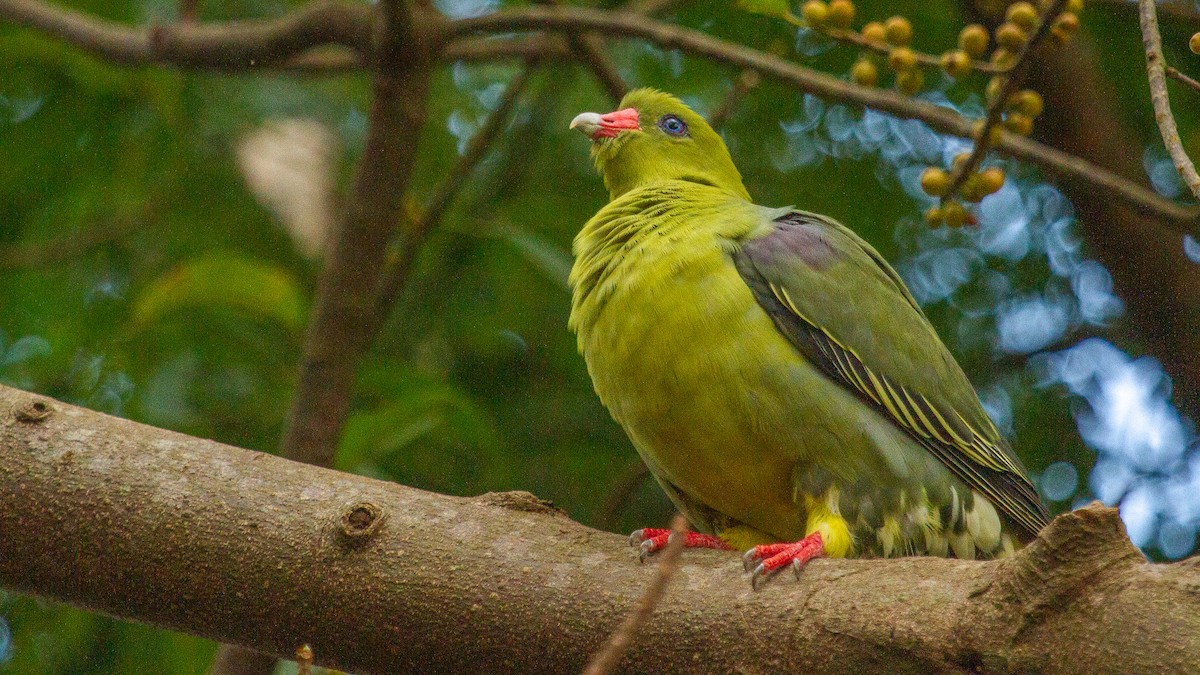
[743,533,825,590]
[628,527,731,563]
[742,548,759,572]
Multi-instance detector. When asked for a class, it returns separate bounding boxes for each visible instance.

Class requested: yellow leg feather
[805,496,853,558]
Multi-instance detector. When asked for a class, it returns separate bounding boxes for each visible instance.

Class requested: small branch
[373,61,536,323]
[709,69,760,129]
[823,25,1004,75]
[1166,65,1200,94]
[442,34,572,62]
[443,5,1200,232]
[944,0,1068,202]
[545,0,626,103]
[0,209,148,269]
[582,514,687,675]
[0,0,371,69]
[1142,0,1200,200]
[624,0,685,15]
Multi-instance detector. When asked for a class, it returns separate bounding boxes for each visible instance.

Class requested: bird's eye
[658,114,689,137]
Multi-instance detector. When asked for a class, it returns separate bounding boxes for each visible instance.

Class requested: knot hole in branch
[337,501,386,546]
[15,398,53,423]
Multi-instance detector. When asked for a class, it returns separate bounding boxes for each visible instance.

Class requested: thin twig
[624,0,685,16]
[1167,66,1200,94]
[545,0,626,103]
[1140,0,1200,200]
[374,61,537,322]
[0,0,371,68]
[943,0,1068,202]
[444,5,1200,232]
[581,514,687,675]
[0,209,149,269]
[709,69,760,129]
[822,26,1005,75]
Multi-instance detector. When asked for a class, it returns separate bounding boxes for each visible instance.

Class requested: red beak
[569,108,640,140]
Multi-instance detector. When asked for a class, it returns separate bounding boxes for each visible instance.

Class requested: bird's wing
[733,209,1049,539]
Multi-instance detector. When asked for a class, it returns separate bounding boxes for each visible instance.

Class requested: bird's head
[570,88,749,201]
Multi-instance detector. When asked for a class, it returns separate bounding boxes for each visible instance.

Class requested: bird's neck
[594,146,751,202]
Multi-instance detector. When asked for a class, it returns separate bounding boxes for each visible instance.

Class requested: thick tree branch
[0,0,371,68]
[443,5,1200,232]
[0,385,1198,673]
[279,0,432,462]
[1139,0,1200,200]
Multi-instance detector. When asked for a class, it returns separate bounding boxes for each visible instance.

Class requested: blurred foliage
[2,0,1198,672]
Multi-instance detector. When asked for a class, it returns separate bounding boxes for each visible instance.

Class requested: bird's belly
[580,248,840,541]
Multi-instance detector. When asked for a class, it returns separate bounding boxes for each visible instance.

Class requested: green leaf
[132,253,307,331]
[736,0,799,22]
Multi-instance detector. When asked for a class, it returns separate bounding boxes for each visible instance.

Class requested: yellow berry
[1014,89,1044,117]
[802,0,829,26]
[884,15,913,46]
[896,68,924,95]
[979,166,1006,195]
[1005,2,1038,31]
[851,58,879,86]
[962,174,988,203]
[827,0,855,29]
[972,120,1003,146]
[941,50,972,78]
[1004,112,1034,135]
[959,24,990,58]
[996,22,1028,50]
[924,206,945,227]
[920,167,951,197]
[1052,12,1079,42]
[1066,0,1084,12]
[942,201,968,228]
[861,21,887,45]
[991,48,1017,70]
[1190,32,1200,55]
[888,47,917,71]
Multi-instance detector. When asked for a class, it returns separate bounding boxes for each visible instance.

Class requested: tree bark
[1,384,1197,674]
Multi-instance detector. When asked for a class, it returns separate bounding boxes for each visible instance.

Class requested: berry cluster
[740,0,1086,225]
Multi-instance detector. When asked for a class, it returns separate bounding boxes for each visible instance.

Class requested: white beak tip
[570,112,603,136]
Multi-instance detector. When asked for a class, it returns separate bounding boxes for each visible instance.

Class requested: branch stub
[14,398,53,423]
[338,501,386,545]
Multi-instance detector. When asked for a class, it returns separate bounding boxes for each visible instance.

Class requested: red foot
[742,532,824,589]
[629,528,731,562]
